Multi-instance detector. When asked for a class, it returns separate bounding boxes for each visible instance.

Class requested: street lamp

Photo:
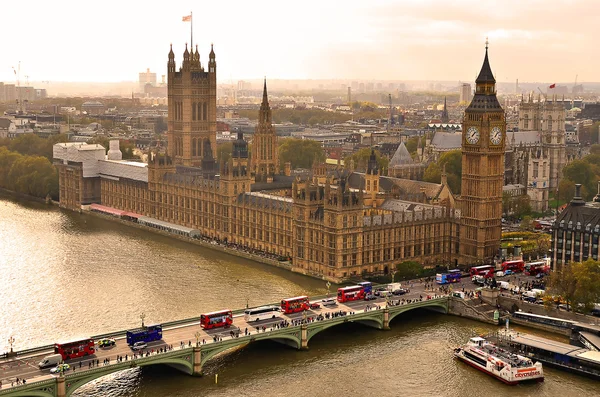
[326,281,331,298]
[194,331,202,346]
[246,298,249,309]
[8,336,15,354]
[140,312,146,328]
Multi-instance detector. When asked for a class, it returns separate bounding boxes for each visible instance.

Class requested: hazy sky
[0,0,596,84]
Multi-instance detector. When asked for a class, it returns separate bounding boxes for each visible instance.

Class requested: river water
[1,194,598,397]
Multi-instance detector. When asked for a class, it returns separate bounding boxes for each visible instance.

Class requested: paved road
[0,283,445,386]
[0,273,541,387]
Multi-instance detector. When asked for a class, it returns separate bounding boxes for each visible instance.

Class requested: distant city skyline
[0,0,597,84]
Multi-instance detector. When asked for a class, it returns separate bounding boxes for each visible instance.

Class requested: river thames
[1,195,599,397]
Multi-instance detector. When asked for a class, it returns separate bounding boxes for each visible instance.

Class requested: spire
[476,37,495,84]
[367,149,379,175]
[168,43,174,59]
[262,77,268,104]
[441,96,449,123]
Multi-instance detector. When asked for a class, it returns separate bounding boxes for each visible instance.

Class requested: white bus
[244,305,281,322]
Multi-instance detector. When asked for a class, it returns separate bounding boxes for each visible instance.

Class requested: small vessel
[454,336,544,385]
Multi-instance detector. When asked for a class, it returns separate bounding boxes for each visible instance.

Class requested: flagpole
[190,11,193,51]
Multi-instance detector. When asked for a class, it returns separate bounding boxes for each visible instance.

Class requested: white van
[38,354,62,369]
[498,281,510,290]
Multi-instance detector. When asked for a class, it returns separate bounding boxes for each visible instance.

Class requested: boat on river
[454,336,544,385]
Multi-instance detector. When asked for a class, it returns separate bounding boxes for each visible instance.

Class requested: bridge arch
[388,301,448,324]
[64,356,194,397]
[306,316,383,344]
[200,333,302,366]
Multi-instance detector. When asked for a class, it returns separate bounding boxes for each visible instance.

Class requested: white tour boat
[454,336,544,385]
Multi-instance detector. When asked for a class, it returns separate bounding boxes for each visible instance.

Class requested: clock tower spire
[459,40,505,264]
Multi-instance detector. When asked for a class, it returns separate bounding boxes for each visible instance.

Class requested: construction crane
[11,61,23,114]
[387,93,392,133]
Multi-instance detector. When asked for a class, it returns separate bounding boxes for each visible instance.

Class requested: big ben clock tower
[460,40,505,264]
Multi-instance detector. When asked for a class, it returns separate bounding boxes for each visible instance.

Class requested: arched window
[524,114,529,129]
[192,103,196,120]
[192,138,197,156]
[203,102,208,120]
[547,115,553,131]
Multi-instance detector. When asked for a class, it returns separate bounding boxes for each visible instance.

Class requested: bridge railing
[2,295,450,392]
[2,283,440,359]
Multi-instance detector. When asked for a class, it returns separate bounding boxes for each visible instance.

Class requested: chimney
[571,183,586,206]
[107,139,123,161]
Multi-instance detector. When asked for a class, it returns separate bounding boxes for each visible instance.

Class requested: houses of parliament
[53,42,505,282]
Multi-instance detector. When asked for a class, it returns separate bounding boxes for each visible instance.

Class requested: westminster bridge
[0,295,450,397]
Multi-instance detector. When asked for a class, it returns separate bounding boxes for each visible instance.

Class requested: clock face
[490,126,503,145]
[466,126,480,144]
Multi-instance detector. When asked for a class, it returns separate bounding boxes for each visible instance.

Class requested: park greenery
[501,231,551,259]
[237,102,385,126]
[545,259,600,313]
[0,147,58,199]
[344,148,389,173]
[0,134,139,200]
[278,138,325,169]
[423,150,462,194]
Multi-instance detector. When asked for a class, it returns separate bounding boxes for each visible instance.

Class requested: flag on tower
[549,83,556,89]
[182,14,191,22]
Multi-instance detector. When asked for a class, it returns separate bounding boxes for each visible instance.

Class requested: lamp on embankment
[7,336,15,356]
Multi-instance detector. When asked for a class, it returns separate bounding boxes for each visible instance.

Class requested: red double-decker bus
[502,260,525,273]
[54,338,95,360]
[280,296,309,314]
[469,265,495,278]
[337,286,365,303]
[200,309,233,329]
[524,261,549,276]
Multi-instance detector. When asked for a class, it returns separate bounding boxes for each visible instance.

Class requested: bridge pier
[383,308,390,330]
[301,324,308,350]
[192,346,202,376]
[57,375,66,397]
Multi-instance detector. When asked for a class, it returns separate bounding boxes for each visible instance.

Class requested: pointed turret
[476,38,495,85]
[441,96,449,123]
[262,77,268,105]
[467,39,501,111]
[168,44,175,73]
[367,149,379,175]
[208,43,216,73]
[182,43,190,70]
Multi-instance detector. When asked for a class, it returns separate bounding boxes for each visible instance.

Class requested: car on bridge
[98,338,116,348]
[50,363,70,374]
[309,302,321,310]
[322,298,337,306]
[364,293,377,301]
[392,288,408,296]
[131,341,147,351]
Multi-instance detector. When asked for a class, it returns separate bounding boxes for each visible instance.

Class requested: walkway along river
[1,195,599,397]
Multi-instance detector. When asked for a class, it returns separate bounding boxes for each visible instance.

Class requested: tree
[217,142,233,164]
[557,178,576,203]
[6,155,58,198]
[344,148,389,172]
[405,136,425,155]
[278,138,325,170]
[423,163,441,184]
[546,260,600,312]
[590,144,600,155]
[562,160,596,200]
[395,261,423,280]
[0,147,22,187]
[520,215,533,230]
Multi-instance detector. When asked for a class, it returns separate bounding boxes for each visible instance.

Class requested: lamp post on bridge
[194,331,202,347]
[7,336,15,357]
[326,281,331,298]
[140,312,146,329]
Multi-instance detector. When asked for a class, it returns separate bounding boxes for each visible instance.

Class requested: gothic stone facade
[54,44,504,282]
